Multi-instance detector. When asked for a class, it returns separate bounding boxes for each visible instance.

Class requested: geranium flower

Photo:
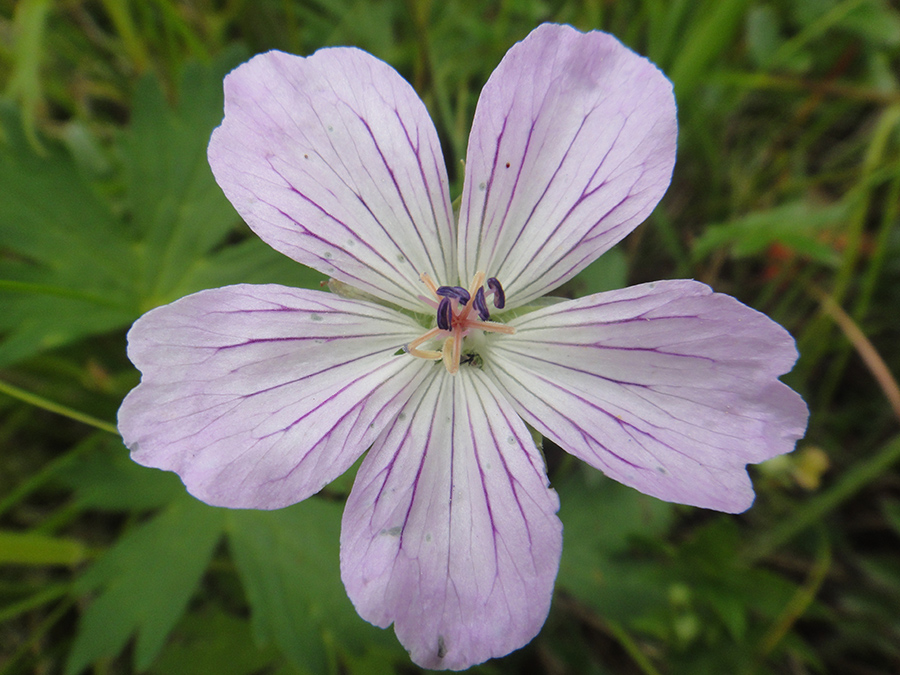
[118,23,808,670]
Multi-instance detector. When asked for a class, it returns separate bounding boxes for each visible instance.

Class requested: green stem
[757,530,831,656]
[0,437,95,518]
[767,0,867,69]
[606,619,664,675]
[832,105,900,304]
[796,104,900,394]
[855,173,900,322]
[0,584,69,624]
[0,597,74,675]
[0,379,118,435]
[746,435,900,563]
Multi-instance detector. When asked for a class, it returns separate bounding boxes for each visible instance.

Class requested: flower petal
[340,367,562,669]
[458,23,677,307]
[485,280,808,513]
[208,49,455,310]
[118,284,430,509]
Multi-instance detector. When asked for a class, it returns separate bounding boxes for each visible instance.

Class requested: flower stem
[0,378,119,435]
[808,285,900,422]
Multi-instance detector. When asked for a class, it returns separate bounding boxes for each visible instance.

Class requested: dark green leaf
[0,105,139,366]
[174,236,325,299]
[58,435,184,511]
[228,498,403,674]
[555,470,674,621]
[149,609,280,675]
[67,496,226,674]
[1,46,317,368]
[123,47,248,305]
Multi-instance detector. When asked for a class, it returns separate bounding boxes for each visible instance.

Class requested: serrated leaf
[228,498,402,674]
[0,104,140,367]
[2,46,319,368]
[67,496,226,674]
[669,520,805,640]
[58,435,184,511]
[123,47,249,306]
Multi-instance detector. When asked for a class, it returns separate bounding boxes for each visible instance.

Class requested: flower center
[404,271,514,375]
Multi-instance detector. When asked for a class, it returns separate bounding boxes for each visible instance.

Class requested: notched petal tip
[341,368,562,670]
[458,23,677,307]
[208,47,456,311]
[488,279,808,513]
[118,284,427,510]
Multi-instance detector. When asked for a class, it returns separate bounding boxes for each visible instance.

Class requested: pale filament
[404,271,515,375]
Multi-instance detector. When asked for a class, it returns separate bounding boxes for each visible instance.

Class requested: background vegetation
[2,0,900,673]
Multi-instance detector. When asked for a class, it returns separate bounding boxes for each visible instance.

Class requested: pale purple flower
[118,23,808,670]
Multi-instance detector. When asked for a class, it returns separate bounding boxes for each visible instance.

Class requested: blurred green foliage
[1,0,900,674]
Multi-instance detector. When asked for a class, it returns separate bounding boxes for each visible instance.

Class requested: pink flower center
[404,271,514,374]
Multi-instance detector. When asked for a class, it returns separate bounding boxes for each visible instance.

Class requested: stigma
[404,271,514,375]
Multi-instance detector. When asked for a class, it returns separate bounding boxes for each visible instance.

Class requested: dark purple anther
[436,286,471,305]
[436,297,453,331]
[486,277,506,309]
[473,287,490,321]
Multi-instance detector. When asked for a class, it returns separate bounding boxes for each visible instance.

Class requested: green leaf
[149,609,280,675]
[1,46,318,368]
[67,496,226,674]
[58,435,184,511]
[228,498,403,674]
[691,200,847,265]
[0,104,140,367]
[3,0,51,149]
[842,0,900,47]
[123,47,249,307]
[555,470,674,621]
[881,498,900,536]
[0,530,88,566]
[745,6,783,68]
[668,0,749,96]
[665,519,804,643]
[174,237,325,300]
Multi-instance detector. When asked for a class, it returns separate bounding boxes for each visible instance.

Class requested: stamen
[404,327,443,360]
[436,297,453,331]
[419,272,440,298]
[441,337,457,374]
[468,319,516,335]
[436,286,471,305]
[486,277,506,309]
[405,271,515,374]
[468,271,486,299]
[472,287,490,321]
